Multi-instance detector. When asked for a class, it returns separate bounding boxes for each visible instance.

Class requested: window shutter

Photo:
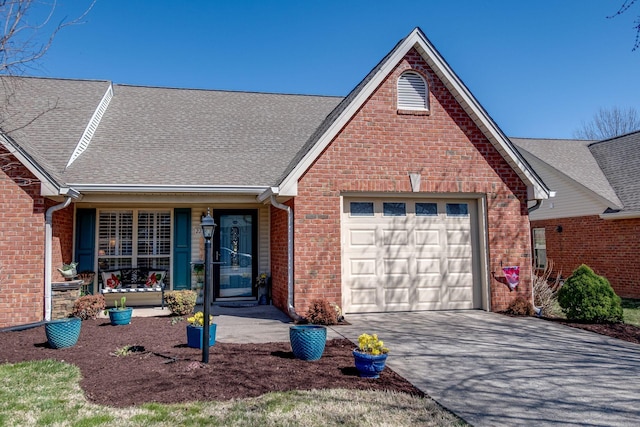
[397,72,428,110]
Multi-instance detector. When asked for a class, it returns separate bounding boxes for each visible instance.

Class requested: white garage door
[342,198,478,313]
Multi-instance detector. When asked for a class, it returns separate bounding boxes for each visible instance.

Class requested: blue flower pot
[353,350,388,378]
[108,307,133,325]
[45,317,81,349]
[186,324,217,349]
[289,325,327,361]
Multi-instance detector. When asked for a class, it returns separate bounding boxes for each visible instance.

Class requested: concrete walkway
[132,305,640,426]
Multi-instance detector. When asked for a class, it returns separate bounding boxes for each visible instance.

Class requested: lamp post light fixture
[200,208,216,363]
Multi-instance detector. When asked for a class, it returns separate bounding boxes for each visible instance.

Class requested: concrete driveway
[335,310,640,427]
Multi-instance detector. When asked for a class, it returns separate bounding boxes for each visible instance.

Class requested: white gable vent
[397,71,428,111]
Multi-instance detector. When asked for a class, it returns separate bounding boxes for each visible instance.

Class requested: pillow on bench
[101,270,122,289]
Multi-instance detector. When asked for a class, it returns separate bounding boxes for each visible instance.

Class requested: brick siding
[531,215,640,298]
[271,49,533,315]
[0,150,46,327]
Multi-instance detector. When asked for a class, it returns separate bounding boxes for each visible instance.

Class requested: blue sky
[25,0,640,139]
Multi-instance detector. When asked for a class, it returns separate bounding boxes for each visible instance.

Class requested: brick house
[0,28,550,328]
[513,131,640,298]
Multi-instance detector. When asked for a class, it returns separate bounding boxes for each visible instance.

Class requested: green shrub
[557,264,623,323]
[305,299,339,325]
[163,290,197,316]
[71,294,106,320]
[504,295,535,316]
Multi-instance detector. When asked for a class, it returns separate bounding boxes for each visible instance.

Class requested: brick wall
[49,201,75,282]
[0,150,46,327]
[531,215,640,298]
[274,49,532,315]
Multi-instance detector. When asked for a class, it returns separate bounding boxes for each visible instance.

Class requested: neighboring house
[513,131,640,298]
[0,28,550,328]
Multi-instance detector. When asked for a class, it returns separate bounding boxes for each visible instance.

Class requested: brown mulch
[0,317,423,407]
[553,320,640,345]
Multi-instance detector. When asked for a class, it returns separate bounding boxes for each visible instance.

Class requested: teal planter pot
[353,351,388,378]
[108,307,133,325]
[289,325,327,361]
[45,317,81,349]
[186,324,217,349]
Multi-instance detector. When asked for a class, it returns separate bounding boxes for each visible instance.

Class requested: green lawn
[622,298,640,327]
[0,360,466,427]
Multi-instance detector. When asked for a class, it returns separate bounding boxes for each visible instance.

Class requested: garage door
[342,198,478,313]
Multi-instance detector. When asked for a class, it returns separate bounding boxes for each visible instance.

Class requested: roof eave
[67,184,270,195]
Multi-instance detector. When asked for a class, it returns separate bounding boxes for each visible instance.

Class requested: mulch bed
[0,317,423,407]
[553,320,640,345]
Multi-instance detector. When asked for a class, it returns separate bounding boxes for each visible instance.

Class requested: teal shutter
[75,209,96,292]
[173,208,191,290]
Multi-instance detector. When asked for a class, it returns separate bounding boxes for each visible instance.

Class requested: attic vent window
[397,71,428,114]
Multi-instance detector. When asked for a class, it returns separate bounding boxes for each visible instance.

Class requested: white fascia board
[0,133,60,196]
[278,28,550,200]
[257,187,279,203]
[599,210,640,220]
[67,183,270,194]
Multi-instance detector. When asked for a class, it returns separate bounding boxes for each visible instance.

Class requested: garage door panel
[349,258,376,276]
[343,197,477,313]
[417,288,442,303]
[446,229,470,245]
[416,229,440,246]
[447,258,472,273]
[350,229,376,246]
[416,257,440,274]
[383,229,409,245]
[384,258,410,275]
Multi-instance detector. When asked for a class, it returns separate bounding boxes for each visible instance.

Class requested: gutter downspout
[527,199,542,213]
[270,196,304,322]
[44,196,73,321]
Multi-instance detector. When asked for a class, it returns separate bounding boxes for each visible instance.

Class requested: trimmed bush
[163,290,197,316]
[504,296,535,316]
[305,299,339,325]
[71,294,106,320]
[557,264,623,323]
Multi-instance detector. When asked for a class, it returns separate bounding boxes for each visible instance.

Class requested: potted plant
[255,272,269,305]
[45,316,82,349]
[352,333,389,378]
[193,263,204,289]
[57,262,78,280]
[105,296,133,325]
[186,311,216,349]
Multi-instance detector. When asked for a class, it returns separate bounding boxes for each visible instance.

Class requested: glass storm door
[213,211,257,299]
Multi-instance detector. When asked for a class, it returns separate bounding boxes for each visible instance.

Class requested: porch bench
[99,268,167,309]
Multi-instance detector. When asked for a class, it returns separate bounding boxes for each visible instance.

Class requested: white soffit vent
[66,83,114,169]
[397,71,428,110]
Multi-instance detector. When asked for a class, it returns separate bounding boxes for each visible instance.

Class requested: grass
[622,298,640,327]
[0,360,467,427]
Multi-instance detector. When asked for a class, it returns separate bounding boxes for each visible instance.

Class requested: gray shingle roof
[64,85,342,186]
[0,76,112,184]
[588,130,640,212]
[511,137,622,208]
[1,77,342,188]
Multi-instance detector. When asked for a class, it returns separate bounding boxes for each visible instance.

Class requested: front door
[213,210,257,299]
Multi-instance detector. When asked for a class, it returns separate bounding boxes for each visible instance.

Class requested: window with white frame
[97,210,171,272]
[397,71,428,111]
[532,228,547,270]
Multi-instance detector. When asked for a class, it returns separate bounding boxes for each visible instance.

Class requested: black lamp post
[200,209,216,363]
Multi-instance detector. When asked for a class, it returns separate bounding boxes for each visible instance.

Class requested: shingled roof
[511,137,622,209]
[589,130,640,213]
[0,77,342,189]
